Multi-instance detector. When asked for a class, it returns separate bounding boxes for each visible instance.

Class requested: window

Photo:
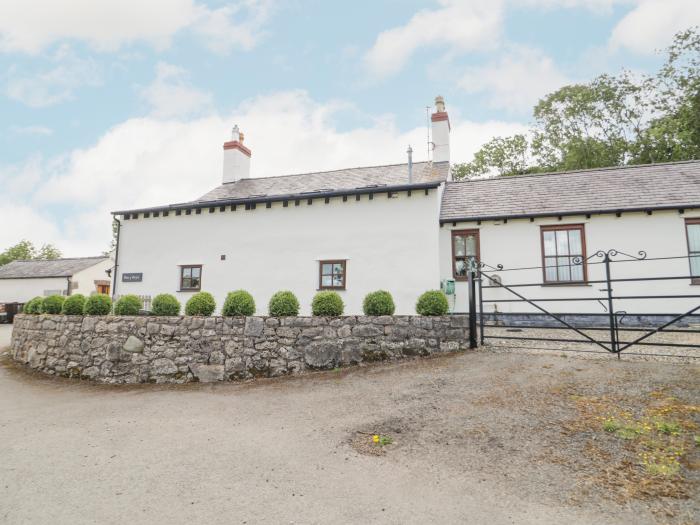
[541,224,587,283]
[319,260,346,290]
[451,230,480,280]
[686,218,700,284]
[180,265,202,291]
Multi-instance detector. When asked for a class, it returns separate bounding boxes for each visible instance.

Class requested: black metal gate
[467,249,700,357]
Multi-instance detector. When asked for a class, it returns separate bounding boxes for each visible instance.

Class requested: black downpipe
[467,262,477,349]
[111,217,121,301]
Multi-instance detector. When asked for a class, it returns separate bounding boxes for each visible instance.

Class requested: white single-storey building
[112,97,700,318]
[0,256,113,304]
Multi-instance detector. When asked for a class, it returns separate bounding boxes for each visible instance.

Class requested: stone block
[189,363,224,382]
[122,335,144,353]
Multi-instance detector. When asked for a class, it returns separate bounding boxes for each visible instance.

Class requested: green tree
[452,135,530,178]
[0,240,62,266]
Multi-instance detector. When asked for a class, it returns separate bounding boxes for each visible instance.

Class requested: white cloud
[140,62,213,118]
[364,0,503,79]
[460,47,571,113]
[0,0,273,55]
[5,45,102,107]
[10,125,54,136]
[610,0,700,54]
[0,91,525,255]
[512,0,632,12]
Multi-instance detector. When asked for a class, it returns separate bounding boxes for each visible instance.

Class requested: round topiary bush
[83,294,112,315]
[114,294,141,315]
[362,290,396,316]
[268,290,300,316]
[311,291,344,316]
[24,297,44,314]
[185,292,216,316]
[42,294,65,314]
[62,294,86,315]
[151,294,181,316]
[415,290,449,316]
[222,290,255,316]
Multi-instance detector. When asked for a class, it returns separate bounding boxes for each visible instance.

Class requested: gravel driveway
[0,324,12,350]
[0,349,697,524]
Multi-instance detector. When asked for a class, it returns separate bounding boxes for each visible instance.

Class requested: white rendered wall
[440,210,700,315]
[0,277,68,303]
[71,259,114,295]
[116,190,441,315]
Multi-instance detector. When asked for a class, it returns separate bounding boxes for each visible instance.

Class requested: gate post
[602,252,618,354]
[467,260,478,349]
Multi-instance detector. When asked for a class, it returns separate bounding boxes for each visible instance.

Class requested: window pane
[543,257,556,281]
[690,255,700,277]
[332,274,343,287]
[322,263,332,275]
[333,263,344,274]
[455,259,467,277]
[182,277,191,288]
[191,267,201,279]
[183,267,192,278]
[191,276,200,288]
[557,256,571,281]
[688,224,700,251]
[543,231,556,256]
[556,230,570,256]
[322,275,332,286]
[568,229,582,254]
[570,258,584,281]
[454,235,466,256]
[465,235,477,257]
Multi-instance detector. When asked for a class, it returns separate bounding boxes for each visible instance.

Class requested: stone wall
[10,314,470,384]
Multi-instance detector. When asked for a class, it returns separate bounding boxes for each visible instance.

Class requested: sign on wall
[122,273,143,282]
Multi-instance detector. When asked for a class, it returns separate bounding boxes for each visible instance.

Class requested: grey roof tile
[440,160,700,221]
[0,257,110,279]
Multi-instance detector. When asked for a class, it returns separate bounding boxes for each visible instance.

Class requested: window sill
[178,289,201,293]
[317,288,346,292]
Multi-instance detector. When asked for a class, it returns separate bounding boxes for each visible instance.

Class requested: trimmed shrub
[42,295,65,314]
[114,294,142,315]
[268,290,300,316]
[185,292,216,316]
[311,291,344,316]
[62,294,86,315]
[83,294,113,315]
[222,290,255,316]
[416,290,449,316]
[362,290,395,316]
[151,294,181,316]
[24,296,44,314]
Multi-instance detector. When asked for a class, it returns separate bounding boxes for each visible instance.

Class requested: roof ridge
[8,256,108,263]
[227,160,432,184]
[447,159,700,185]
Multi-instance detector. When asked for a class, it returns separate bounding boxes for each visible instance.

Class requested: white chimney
[223,125,251,184]
[431,95,450,164]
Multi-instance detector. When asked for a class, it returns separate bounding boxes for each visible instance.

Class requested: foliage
[362,290,396,316]
[415,290,449,316]
[451,28,700,179]
[42,295,65,314]
[311,291,344,316]
[114,295,142,315]
[185,292,216,316]
[268,291,300,316]
[222,290,256,316]
[23,296,44,314]
[0,239,62,266]
[83,294,112,315]
[372,434,393,447]
[62,294,86,315]
[151,294,181,316]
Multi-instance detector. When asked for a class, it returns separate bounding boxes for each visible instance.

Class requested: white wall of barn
[0,277,68,303]
[440,210,700,315]
[71,259,114,295]
[116,189,442,315]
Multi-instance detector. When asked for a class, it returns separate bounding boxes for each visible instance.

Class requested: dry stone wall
[10,314,470,384]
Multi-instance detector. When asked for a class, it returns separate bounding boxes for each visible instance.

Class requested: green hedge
[185,292,216,316]
[311,291,344,316]
[62,294,86,315]
[151,294,181,316]
[268,291,299,316]
[84,294,112,315]
[114,294,141,315]
[415,290,449,316]
[42,295,65,314]
[222,290,255,316]
[362,290,395,315]
[23,296,44,314]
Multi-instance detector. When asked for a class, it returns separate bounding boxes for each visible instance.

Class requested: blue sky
[1,0,698,254]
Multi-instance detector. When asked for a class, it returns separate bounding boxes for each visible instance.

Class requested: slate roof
[440,160,700,222]
[113,161,448,214]
[194,161,448,203]
[0,257,110,279]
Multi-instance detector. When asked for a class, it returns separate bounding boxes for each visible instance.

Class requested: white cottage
[112,97,700,319]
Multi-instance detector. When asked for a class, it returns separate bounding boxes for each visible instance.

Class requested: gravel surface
[0,344,698,524]
[0,324,11,349]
